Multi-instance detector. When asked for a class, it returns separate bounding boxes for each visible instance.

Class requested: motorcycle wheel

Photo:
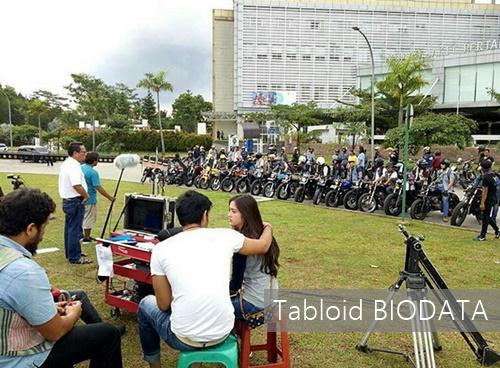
[193,175,201,188]
[383,193,401,216]
[325,190,339,207]
[276,183,290,200]
[221,177,235,192]
[343,189,359,210]
[450,202,468,227]
[410,199,428,220]
[199,177,210,190]
[236,178,249,193]
[358,193,377,213]
[263,182,275,198]
[294,187,305,203]
[312,188,322,205]
[210,177,221,191]
[250,181,262,196]
[184,174,194,187]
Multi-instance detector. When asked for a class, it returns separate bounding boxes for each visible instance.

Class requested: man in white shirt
[137,190,274,367]
[58,142,90,264]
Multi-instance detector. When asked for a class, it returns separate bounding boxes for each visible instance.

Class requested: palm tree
[376,51,429,126]
[137,71,173,154]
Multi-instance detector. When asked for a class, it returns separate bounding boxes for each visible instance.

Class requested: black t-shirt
[482,172,497,206]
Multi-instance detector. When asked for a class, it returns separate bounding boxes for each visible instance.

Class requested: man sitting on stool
[138,190,274,367]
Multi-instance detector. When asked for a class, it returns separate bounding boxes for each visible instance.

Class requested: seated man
[0,188,123,368]
[138,190,274,367]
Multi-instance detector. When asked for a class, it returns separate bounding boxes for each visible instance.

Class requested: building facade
[213,0,500,140]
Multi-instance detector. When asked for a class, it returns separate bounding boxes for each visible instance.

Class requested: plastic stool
[177,335,239,368]
[237,321,291,368]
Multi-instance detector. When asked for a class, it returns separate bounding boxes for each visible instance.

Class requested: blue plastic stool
[177,335,238,368]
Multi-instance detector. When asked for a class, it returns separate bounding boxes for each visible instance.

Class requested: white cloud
[0,0,232,108]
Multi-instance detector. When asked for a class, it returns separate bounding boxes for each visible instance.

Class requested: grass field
[0,173,498,368]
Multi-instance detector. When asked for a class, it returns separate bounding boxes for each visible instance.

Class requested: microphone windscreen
[114,154,141,170]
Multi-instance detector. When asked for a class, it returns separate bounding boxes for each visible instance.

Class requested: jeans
[137,295,197,364]
[438,184,449,216]
[68,290,102,324]
[231,291,263,319]
[39,323,122,368]
[62,197,85,262]
[492,203,499,226]
[480,203,499,238]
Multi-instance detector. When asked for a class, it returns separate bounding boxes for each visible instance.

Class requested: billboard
[252,91,297,106]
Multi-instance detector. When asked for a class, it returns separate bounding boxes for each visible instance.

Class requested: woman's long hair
[229,194,280,277]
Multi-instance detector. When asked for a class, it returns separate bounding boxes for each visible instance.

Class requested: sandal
[70,257,93,265]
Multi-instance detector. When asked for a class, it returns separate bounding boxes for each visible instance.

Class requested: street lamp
[0,92,13,149]
[352,26,375,164]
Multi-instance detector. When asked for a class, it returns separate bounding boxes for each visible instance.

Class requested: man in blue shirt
[0,188,122,367]
[81,152,115,243]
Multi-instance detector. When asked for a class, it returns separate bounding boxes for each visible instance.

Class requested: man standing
[58,142,90,264]
[81,152,115,243]
[137,191,274,367]
[438,159,455,223]
[475,160,499,241]
[0,188,123,367]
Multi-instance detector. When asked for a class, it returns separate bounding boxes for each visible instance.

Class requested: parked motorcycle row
[140,154,483,228]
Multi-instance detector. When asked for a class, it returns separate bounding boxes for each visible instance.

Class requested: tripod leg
[422,299,437,368]
[357,287,399,351]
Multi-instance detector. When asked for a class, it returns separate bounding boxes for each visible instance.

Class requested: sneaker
[81,238,93,244]
[442,216,449,223]
[495,231,500,239]
[473,236,486,241]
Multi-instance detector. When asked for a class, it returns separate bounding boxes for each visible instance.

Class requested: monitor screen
[126,197,165,234]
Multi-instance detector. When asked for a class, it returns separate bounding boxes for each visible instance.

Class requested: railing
[0,151,116,163]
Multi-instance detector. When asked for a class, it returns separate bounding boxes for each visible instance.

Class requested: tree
[65,73,110,123]
[345,122,367,149]
[28,98,49,143]
[270,102,323,153]
[384,112,477,149]
[0,84,28,125]
[376,51,430,126]
[171,91,212,133]
[141,91,157,126]
[137,71,174,154]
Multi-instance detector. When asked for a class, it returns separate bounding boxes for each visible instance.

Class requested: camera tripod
[356,225,500,368]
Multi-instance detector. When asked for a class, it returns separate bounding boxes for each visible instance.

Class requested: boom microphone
[114,154,141,170]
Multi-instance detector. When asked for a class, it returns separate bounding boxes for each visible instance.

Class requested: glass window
[459,65,476,103]
[494,63,500,91]
[444,67,460,104]
[476,63,494,102]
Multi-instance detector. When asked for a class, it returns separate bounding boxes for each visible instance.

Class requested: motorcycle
[275,172,300,200]
[262,169,287,198]
[383,178,420,217]
[456,158,477,189]
[324,179,352,208]
[343,180,370,210]
[220,166,243,192]
[450,184,482,227]
[409,180,460,220]
[357,182,388,213]
[294,172,318,203]
[249,168,268,196]
[312,175,334,205]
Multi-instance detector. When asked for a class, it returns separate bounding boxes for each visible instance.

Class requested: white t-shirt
[150,228,245,342]
[58,157,87,199]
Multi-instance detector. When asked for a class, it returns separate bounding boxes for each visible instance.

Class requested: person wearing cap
[474,159,499,241]
[374,146,382,160]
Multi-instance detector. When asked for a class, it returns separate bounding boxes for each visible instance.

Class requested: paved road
[0,158,487,235]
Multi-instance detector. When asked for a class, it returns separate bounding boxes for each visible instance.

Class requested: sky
[0,0,233,112]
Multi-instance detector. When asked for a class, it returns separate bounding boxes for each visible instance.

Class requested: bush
[60,129,212,153]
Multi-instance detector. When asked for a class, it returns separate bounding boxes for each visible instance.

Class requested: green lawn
[1,173,498,368]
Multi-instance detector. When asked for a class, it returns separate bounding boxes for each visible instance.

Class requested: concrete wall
[213,9,235,113]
